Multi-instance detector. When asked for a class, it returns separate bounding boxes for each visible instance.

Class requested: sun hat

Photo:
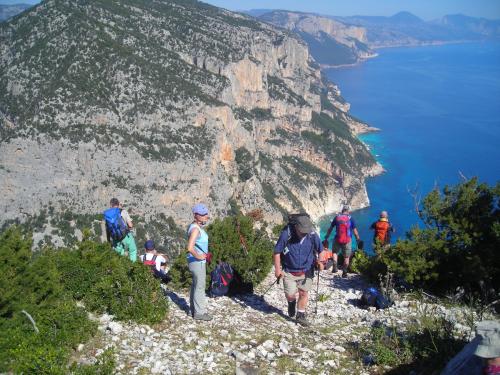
[474,320,500,358]
[144,240,155,250]
[192,203,209,216]
[295,215,313,234]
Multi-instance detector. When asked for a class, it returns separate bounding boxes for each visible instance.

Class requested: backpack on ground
[103,207,128,241]
[210,262,234,297]
[360,287,393,310]
[335,214,351,245]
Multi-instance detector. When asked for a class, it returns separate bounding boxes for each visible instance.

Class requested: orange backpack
[374,220,391,243]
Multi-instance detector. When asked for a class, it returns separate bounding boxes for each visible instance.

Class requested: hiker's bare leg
[297,289,308,311]
[344,256,350,270]
[332,252,338,264]
[285,294,296,302]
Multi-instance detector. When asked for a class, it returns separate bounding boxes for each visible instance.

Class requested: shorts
[283,270,314,296]
[332,240,352,257]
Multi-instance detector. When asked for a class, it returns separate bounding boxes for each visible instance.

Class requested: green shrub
[359,314,465,372]
[170,215,274,291]
[0,226,169,373]
[390,179,499,297]
[58,240,168,324]
[71,348,116,375]
[0,227,97,373]
[349,250,387,283]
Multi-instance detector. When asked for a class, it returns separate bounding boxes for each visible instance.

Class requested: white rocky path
[80,270,472,374]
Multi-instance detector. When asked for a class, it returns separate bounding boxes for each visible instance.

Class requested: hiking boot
[287,300,296,318]
[194,313,213,321]
[332,261,338,273]
[295,312,310,327]
[342,269,348,278]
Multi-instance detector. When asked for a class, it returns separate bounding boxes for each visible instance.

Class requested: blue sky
[1,0,499,20]
[204,0,500,20]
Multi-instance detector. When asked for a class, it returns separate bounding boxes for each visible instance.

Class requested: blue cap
[192,203,209,216]
[144,240,155,250]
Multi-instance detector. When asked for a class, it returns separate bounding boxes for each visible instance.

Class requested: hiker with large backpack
[103,198,137,262]
[140,240,171,284]
[323,205,361,278]
[370,211,395,250]
[186,203,213,321]
[274,213,323,327]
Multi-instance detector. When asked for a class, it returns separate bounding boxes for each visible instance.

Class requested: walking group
[103,198,395,326]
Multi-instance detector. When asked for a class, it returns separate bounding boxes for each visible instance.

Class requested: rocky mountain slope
[0,0,380,248]
[77,271,477,374]
[257,11,376,67]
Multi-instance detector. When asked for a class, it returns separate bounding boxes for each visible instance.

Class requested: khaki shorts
[332,241,352,257]
[283,271,314,296]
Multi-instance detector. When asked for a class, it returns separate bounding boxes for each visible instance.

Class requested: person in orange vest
[370,211,395,249]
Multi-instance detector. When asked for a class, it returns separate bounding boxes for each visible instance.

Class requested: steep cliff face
[258,11,376,66]
[0,0,380,247]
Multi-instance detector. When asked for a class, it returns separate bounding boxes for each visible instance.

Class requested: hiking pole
[314,268,321,315]
[260,275,282,299]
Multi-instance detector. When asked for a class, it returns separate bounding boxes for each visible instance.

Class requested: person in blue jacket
[273,214,323,327]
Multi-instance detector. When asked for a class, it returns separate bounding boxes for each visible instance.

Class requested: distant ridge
[0,3,32,21]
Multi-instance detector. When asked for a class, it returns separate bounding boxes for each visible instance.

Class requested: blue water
[319,42,500,253]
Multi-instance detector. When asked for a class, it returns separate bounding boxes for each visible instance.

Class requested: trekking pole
[260,275,282,299]
[314,268,321,315]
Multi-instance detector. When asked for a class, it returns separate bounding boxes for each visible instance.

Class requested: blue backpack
[103,207,128,241]
[360,287,393,310]
[210,262,234,297]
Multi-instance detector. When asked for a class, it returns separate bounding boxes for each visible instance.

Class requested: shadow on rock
[163,289,190,315]
[230,293,294,322]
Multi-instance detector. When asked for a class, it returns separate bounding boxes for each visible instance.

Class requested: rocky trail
[78,270,472,374]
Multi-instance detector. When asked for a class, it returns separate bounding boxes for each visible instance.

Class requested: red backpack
[142,255,157,273]
[335,215,351,245]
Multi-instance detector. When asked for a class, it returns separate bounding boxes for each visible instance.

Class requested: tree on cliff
[370,178,500,305]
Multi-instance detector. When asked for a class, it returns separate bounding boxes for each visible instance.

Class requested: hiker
[370,210,395,249]
[476,320,500,375]
[103,198,137,262]
[140,240,171,284]
[323,205,361,278]
[186,203,213,321]
[274,214,323,326]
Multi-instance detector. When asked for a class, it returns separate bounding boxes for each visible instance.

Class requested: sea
[319,42,500,253]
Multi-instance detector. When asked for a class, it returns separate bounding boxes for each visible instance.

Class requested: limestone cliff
[258,11,377,67]
[0,0,380,248]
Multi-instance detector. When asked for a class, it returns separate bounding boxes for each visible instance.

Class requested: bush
[349,250,387,282]
[356,179,500,304]
[170,215,274,292]
[0,227,97,373]
[359,313,466,373]
[0,226,169,373]
[58,240,169,324]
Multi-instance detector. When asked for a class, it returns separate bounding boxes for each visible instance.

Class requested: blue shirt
[186,223,208,264]
[274,226,322,273]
